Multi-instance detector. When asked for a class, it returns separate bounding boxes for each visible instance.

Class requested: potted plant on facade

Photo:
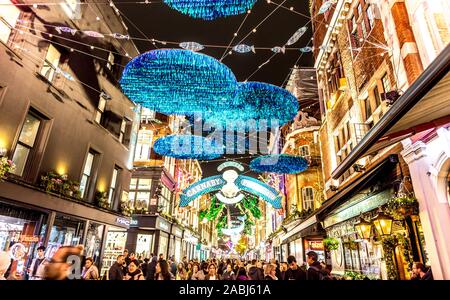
[0,157,15,181]
[95,191,110,209]
[120,198,134,217]
[323,237,339,251]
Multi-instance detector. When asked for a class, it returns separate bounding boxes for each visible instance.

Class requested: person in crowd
[205,263,220,280]
[0,251,11,280]
[284,256,306,280]
[140,258,149,278]
[169,256,177,277]
[306,251,332,280]
[182,256,188,269]
[236,267,248,280]
[176,263,188,280]
[196,262,209,280]
[81,257,99,280]
[155,260,174,280]
[108,255,124,280]
[146,255,158,280]
[218,261,224,277]
[124,260,144,280]
[279,262,288,280]
[158,253,164,262]
[123,249,130,265]
[44,245,83,280]
[189,263,200,280]
[248,259,264,280]
[28,246,49,280]
[411,262,433,280]
[222,264,235,280]
[264,263,278,280]
[186,262,194,279]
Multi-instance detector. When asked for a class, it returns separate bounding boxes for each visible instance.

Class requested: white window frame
[302,187,314,211]
[79,151,95,199]
[299,145,310,157]
[0,0,20,44]
[108,167,120,208]
[40,44,61,82]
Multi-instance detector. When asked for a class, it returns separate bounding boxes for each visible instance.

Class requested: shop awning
[317,155,398,220]
[332,44,450,179]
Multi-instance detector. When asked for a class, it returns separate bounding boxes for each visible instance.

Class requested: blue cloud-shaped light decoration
[120,49,237,115]
[201,82,299,129]
[153,134,224,160]
[164,0,257,20]
[249,154,309,174]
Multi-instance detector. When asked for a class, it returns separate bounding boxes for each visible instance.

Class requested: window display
[159,233,169,258]
[46,214,85,259]
[100,228,127,277]
[85,222,104,265]
[136,234,153,259]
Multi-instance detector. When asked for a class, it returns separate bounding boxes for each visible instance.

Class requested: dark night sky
[118,0,314,177]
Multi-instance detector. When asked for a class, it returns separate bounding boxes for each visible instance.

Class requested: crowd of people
[0,245,433,280]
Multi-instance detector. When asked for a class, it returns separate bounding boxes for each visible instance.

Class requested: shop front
[183,230,199,260]
[320,183,427,279]
[169,225,183,262]
[124,215,174,261]
[0,191,130,279]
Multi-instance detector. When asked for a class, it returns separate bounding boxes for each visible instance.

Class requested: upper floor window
[334,120,353,164]
[381,73,391,94]
[364,97,372,121]
[299,145,310,157]
[159,185,172,215]
[40,44,61,82]
[95,95,107,124]
[11,112,42,177]
[106,52,115,70]
[79,150,98,200]
[302,187,314,211]
[348,0,373,52]
[0,0,20,44]
[108,166,120,209]
[60,0,81,20]
[119,119,126,143]
[129,178,152,211]
[135,130,152,161]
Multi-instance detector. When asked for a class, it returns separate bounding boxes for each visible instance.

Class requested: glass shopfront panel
[174,237,182,263]
[0,202,46,277]
[136,234,153,259]
[159,233,169,259]
[84,222,104,265]
[47,214,85,259]
[101,227,127,277]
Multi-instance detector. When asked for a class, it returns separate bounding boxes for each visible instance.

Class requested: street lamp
[372,209,393,236]
[354,215,372,240]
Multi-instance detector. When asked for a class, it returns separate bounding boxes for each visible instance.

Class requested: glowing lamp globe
[354,217,372,240]
[372,211,393,236]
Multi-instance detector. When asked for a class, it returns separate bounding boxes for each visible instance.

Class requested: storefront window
[175,238,182,262]
[84,222,104,265]
[159,233,169,258]
[136,234,153,259]
[100,228,127,278]
[47,214,85,259]
[0,202,46,276]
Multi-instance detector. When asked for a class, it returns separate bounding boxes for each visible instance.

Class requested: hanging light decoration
[164,0,257,20]
[372,209,393,236]
[153,134,224,160]
[201,82,299,129]
[120,49,237,115]
[354,215,373,240]
[249,154,308,174]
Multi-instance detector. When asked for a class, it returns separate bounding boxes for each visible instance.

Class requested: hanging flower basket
[95,191,110,209]
[387,196,419,218]
[323,237,339,251]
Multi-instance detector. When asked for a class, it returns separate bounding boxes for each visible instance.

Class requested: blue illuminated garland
[153,134,224,160]
[164,0,257,20]
[249,154,309,174]
[120,49,237,115]
[201,82,299,129]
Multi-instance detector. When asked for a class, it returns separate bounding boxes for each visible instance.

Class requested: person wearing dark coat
[108,255,125,280]
[284,256,306,280]
[248,260,264,280]
[140,258,149,278]
[146,256,158,280]
[306,251,325,280]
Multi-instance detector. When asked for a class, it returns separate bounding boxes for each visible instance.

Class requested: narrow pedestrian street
[0,0,449,291]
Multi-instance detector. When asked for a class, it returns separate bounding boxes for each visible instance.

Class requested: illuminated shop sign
[217,161,245,172]
[116,217,130,227]
[158,219,170,232]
